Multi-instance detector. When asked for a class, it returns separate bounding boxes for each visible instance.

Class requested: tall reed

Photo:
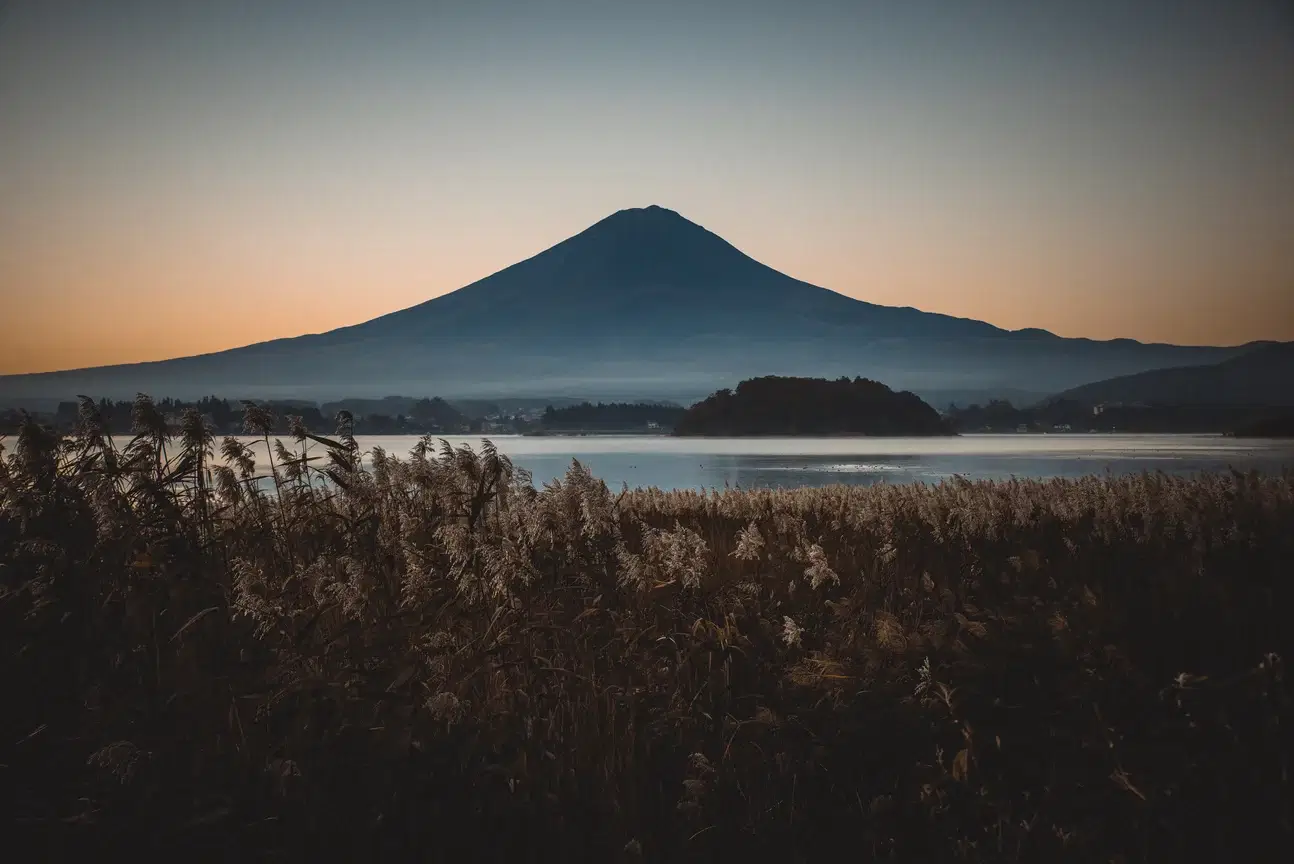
[1,395,1290,860]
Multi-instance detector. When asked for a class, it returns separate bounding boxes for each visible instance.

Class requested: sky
[1,0,1292,375]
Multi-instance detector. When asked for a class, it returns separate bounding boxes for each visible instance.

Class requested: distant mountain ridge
[1053,342,1294,407]
[0,205,1262,404]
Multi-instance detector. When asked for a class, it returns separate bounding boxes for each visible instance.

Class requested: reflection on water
[142,433,1294,491]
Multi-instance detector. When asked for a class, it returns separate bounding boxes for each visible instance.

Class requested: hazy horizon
[3,0,1293,375]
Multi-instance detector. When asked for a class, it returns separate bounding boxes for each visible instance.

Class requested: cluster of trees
[539,401,684,431]
[11,382,1286,440]
[46,396,278,434]
[324,396,473,434]
[945,398,1294,435]
[1232,412,1294,438]
[675,376,951,436]
[0,408,27,435]
[3,396,475,437]
[943,399,1039,432]
[320,397,468,430]
[2,395,661,438]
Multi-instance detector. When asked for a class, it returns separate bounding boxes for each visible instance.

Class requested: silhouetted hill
[675,376,950,436]
[0,206,1260,403]
[1054,342,1294,407]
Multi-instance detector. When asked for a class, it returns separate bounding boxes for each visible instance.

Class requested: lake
[292,433,1294,491]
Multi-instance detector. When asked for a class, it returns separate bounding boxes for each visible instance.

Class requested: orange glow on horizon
[3,201,1291,376]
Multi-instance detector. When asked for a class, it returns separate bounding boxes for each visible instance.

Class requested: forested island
[674,376,951,436]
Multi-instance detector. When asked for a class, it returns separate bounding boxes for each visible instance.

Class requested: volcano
[0,205,1259,404]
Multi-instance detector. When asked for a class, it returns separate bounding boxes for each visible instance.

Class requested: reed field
[2,396,1291,860]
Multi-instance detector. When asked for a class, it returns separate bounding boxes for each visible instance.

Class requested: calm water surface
[293,434,1294,491]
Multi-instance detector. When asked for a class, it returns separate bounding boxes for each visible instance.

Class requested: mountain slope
[0,205,1259,403]
[1054,342,1294,406]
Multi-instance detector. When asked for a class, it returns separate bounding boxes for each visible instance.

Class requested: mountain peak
[558,204,734,267]
[597,204,694,228]
[616,204,682,217]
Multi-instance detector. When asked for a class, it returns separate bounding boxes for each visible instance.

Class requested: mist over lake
[184,433,1294,491]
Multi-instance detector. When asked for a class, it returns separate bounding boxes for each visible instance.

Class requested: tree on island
[674,376,952,436]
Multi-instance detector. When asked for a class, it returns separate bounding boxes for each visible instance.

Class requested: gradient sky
[2,0,1292,374]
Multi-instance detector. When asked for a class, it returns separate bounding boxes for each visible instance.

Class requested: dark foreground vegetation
[676,376,950,436]
[2,396,1291,860]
